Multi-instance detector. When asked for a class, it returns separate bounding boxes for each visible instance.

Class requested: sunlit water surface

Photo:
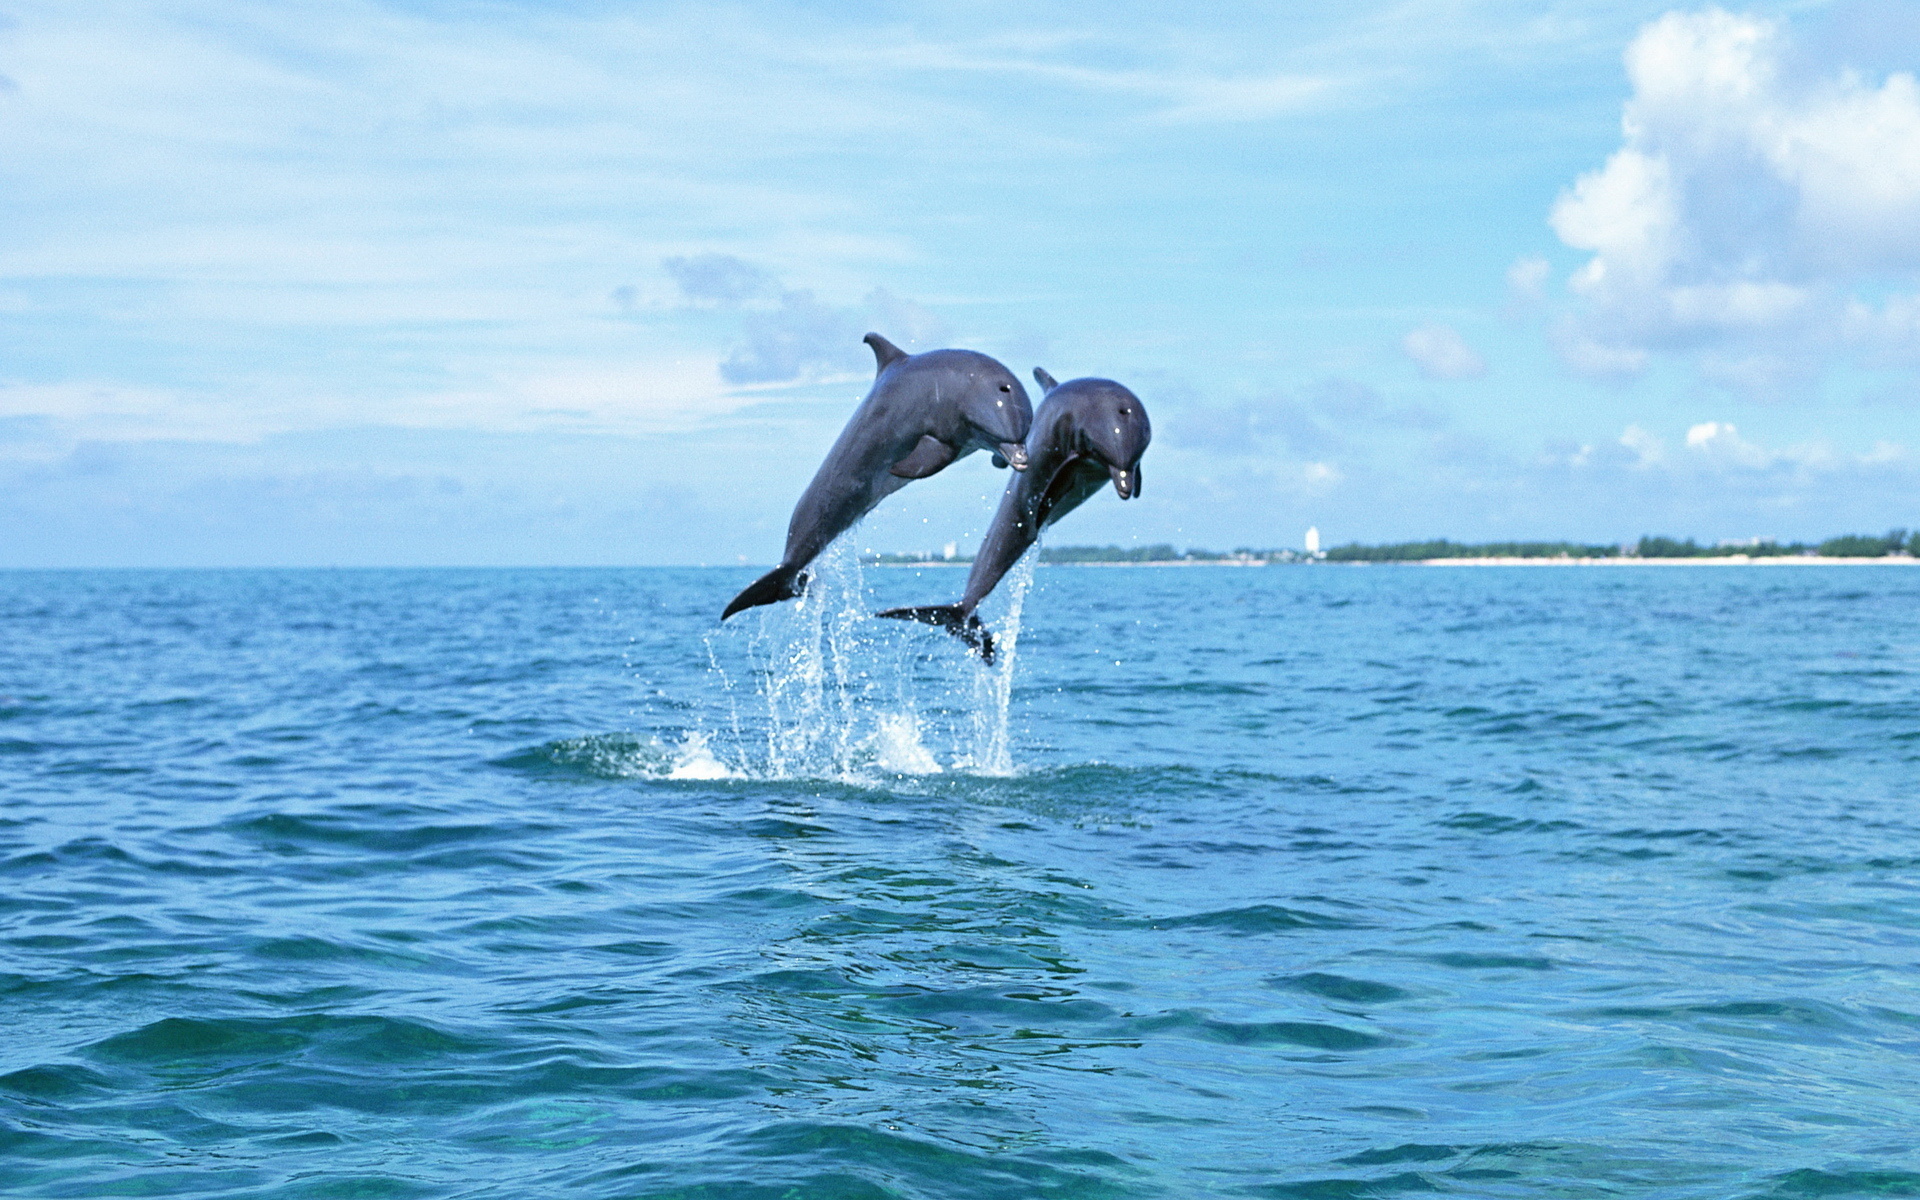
[5,562,1920,1198]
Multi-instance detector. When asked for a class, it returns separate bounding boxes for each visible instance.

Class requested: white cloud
[1153,74,1339,124]
[1550,7,1920,391]
[1620,423,1665,467]
[0,355,736,451]
[842,38,1348,125]
[1684,419,1772,467]
[1401,324,1487,380]
[1506,255,1550,304]
[1604,418,1884,480]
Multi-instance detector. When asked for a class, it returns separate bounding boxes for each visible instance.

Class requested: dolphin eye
[999,384,1011,392]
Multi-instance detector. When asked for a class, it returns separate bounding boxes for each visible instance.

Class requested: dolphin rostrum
[876,369,1151,661]
[721,333,1033,621]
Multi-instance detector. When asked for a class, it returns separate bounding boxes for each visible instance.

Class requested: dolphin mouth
[999,442,1030,472]
[1109,463,1138,499]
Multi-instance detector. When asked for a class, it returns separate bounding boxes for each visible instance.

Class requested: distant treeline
[1326,531,1918,561]
[1038,543,1271,563]
[1323,539,1615,561]
[868,544,1301,565]
[869,530,1920,565]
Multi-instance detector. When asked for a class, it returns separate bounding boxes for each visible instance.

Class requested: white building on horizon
[1304,526,1321,554]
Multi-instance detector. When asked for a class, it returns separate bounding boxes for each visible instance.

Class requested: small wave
[1275,972,1413,1004]
[496,732,740,781]
[1423,952,1554,971]
[1127,1010,1393,1050]
[1755,1168,1920,1198]
[1147,903,1367,934]
[83,1014,492,1067]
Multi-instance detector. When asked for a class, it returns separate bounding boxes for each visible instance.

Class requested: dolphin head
[956,358,1033,470]
[1069,380,1151,500]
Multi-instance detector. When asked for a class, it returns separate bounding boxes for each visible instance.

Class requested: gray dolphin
[722,333,1033,620]
[876,369,1151,661]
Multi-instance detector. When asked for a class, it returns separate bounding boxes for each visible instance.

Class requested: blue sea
[5,558,1920,1199]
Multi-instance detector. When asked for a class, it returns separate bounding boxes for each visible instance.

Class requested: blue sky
[5,0,1920,565]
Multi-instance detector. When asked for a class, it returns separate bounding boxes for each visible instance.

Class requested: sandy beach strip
[1414,555,1919,566]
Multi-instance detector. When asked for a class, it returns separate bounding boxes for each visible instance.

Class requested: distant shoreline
[871,556,1920,568]
[1409,556,1920,566]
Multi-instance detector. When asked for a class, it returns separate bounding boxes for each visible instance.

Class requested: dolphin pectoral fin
[889,435,958,479]
[864,332,908,373]
[1033,454,1084,529]
[722,564,808,620]
[874,605,996,665]
[1033,367,1058,392]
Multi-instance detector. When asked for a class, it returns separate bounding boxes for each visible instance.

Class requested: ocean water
[5,560,1920,1199]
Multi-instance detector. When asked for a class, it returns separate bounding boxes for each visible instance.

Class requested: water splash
[957,554,1034,777]
[693,539,1031,782]
[667,730,738,780]
[750,540,876,778]
[873,712,943,775]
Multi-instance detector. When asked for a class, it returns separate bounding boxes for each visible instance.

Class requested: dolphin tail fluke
[874,605,996,664]
[722,565,808,621]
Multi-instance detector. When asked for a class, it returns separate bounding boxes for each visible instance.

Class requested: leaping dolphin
[722,333,1033,621]
[876,369,1151,661]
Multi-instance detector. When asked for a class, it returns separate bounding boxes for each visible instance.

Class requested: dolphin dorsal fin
[1033,367,1058,392]
[864,332,909,374]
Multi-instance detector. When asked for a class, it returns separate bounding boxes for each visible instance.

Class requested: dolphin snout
[1109,464,1138,499]
[1000,443,1030,472]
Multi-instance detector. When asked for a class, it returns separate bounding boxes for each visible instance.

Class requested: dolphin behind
[876,369,1152,662]
[722,333,1033,621]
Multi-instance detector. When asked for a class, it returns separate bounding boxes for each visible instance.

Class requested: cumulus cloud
[719,290,864,385]
[1602,418,1864,478]
[1401,324,1487,380]
[670,256,952,385]
[1551,7,1920,392]
[1541,418,1893,490]
[1683,419,1773,467]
